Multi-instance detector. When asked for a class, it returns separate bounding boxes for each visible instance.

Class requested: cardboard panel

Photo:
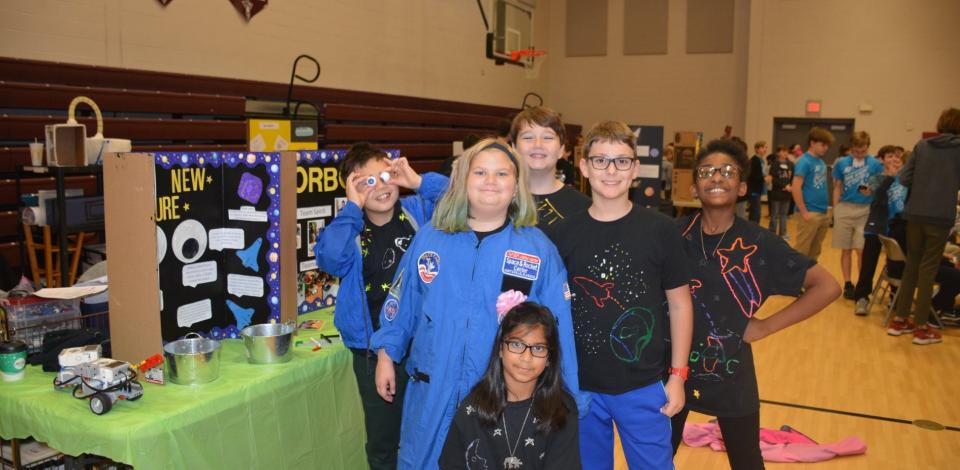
[104,152,162,362]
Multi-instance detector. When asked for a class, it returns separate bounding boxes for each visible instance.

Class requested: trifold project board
[105,152,297,362]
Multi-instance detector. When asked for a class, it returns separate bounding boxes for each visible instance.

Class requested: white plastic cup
[29,142,44,166]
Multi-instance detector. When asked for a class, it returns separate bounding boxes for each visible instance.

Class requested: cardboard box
[104,152,297,362]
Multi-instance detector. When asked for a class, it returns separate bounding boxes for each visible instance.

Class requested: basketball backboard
[484,0,538,67]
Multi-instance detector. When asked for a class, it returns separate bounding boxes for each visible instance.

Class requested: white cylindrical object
[29,142,44,166]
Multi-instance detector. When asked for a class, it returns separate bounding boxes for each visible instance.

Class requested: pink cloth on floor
[683,423,867,463]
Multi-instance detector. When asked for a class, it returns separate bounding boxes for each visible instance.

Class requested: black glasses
[503,340,549,358]
[695,164,740,180]
[587,156,637,171]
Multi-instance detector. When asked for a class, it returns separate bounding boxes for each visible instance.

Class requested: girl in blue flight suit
[372,138,585,470]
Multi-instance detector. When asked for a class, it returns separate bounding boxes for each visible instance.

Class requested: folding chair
[874,234,941,327]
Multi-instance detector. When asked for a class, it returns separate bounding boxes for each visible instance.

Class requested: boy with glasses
[548,121,693,469]
[791,127,835,260]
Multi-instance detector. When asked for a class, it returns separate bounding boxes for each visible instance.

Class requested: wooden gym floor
[615,217,960,469]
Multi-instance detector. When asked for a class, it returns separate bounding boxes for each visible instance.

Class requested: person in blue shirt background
[791,127,835,261]
[372,138,584,470]
[314,143,449,470]
[832,131,883,299]
[852,146,903,315]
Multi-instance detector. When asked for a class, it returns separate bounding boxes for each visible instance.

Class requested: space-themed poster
[293,150,401,315]
[628,125,664,209]
[154,152,283,342]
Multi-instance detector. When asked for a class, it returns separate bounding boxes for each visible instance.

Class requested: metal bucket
[162,333,221,385]
[241,321,295,364]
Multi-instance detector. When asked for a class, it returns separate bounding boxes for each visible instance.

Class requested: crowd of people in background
[316,105,959,470]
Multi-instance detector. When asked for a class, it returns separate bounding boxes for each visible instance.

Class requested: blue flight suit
[371,223,585,470]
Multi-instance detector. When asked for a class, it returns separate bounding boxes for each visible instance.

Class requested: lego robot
[53,345,143,415]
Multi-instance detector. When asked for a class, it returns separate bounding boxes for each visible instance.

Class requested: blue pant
[579,382,673,470]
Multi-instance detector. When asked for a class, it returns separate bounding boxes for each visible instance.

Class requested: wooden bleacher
[0,56,581,274]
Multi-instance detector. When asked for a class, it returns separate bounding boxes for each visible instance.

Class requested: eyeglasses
[503,340,549,358]
[586,156,637,171]
[695,164,740,180]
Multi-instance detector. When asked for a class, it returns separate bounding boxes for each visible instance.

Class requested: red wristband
[668,366,689,381]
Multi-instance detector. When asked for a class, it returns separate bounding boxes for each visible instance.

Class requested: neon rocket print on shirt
[573,275,655,363]
[687,279,741,382]
[717,238,763,318]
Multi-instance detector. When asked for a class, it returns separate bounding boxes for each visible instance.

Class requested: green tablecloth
[0,309,367,470]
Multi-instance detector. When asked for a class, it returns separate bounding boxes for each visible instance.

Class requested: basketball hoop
[509,48,548,63]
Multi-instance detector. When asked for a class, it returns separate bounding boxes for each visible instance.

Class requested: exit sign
[806,100,822,116]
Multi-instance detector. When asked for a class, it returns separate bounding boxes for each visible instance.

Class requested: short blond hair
[432,138,537,233]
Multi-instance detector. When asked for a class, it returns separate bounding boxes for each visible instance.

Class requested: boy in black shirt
[671,139,839,469]
[767,145,794,238]
[510,107,590,236]
[549,121,692,469]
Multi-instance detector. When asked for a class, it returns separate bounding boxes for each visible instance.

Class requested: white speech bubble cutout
[172,219,207,264]
[209,228,244,251]
[177,299,212,328]
[156,226,167,264]
[227,274,265,298]
[182,260,218,287]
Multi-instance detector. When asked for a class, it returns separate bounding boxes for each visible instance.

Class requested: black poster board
[155,152,283,341]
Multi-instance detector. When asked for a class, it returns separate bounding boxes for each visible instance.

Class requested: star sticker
[524,437,535,447]
[381,283,390,291]
[717,238,758,274]
[206,176,213,184]
[693,389,701,399]
[183,202,190,211]
[493,428,502,437]
[465,405,474,415]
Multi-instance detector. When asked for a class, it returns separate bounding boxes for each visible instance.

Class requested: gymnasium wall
[0,0,545,110]
[744,0,960,149]
[543,0,752,143]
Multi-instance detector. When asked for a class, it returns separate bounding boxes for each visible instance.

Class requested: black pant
[351,349,409,470]
[747,194,762,224]
[671,408,765,470]
[854,234,882,301]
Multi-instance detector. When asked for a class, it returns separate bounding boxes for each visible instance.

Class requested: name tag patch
[501,250,541,281]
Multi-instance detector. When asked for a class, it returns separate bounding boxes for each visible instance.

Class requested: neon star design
[465,405,474,415]
[365,284,371,292]
[717,238,758,274]
[362,249,368,257]
[525,437,535,447]
[381,283,390,291]
[399,213,406,221]
[693,389,701,399]
[206,176,213,184]
[183,202,190,211]
[493,428,502,437]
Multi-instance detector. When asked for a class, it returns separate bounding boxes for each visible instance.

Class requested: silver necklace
[501,401,533,469]
[700,218,733,260]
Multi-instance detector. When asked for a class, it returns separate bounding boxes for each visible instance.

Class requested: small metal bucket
[162,333,221,385]
[240,321,295,364]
